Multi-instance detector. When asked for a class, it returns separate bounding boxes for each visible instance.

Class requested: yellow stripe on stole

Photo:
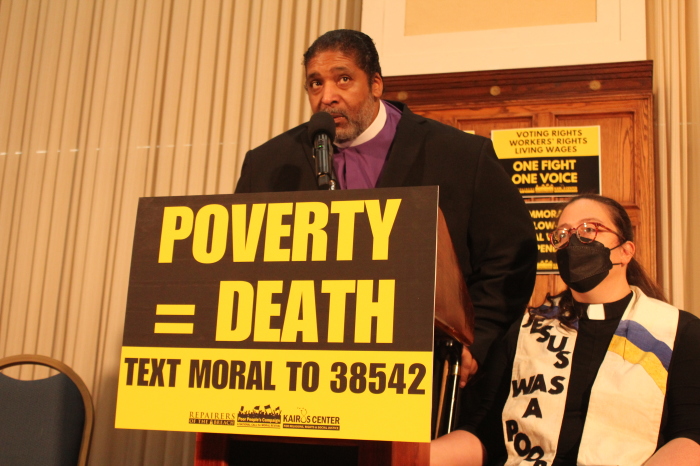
[608,335,668,394]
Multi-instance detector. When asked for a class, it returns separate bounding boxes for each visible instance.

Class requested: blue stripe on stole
[614,320,672,370]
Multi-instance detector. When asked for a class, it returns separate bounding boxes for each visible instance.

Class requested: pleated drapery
[0,1,360,464]
[646,0,700,312]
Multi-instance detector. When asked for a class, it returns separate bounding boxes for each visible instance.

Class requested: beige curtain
[646,0,700,316]
[684,0,700,315]
[0,0,361,464]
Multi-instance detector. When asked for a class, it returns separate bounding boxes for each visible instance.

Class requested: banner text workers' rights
[492,126,601,197]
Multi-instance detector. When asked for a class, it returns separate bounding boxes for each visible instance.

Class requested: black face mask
[556,236,621,293]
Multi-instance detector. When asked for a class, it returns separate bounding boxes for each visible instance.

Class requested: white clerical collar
[587,303,606,320]
[336,100,387,149]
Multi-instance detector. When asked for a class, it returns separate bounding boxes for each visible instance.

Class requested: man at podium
[235,29,536,399]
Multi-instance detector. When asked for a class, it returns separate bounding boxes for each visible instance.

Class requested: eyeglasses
[549,222,625,250]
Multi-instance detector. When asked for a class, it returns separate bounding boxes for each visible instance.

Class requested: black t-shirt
[460,293,700,465]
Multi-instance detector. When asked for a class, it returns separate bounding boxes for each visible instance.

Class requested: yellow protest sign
[116,187,438,442]
[492,126,601,197]
[527,202,562,273]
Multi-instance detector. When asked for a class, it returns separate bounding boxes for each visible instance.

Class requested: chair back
[0,354,94,466]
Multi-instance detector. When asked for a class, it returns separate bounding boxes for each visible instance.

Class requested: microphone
[308,112,337,190]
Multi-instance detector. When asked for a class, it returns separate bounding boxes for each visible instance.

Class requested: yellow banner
[118,188,440,442]
[492,126,600,159]
[115,346,432,442]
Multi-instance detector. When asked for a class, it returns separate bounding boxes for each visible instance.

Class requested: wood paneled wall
[384,61,656,305]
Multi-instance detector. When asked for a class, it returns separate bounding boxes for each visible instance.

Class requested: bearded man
[236,29,537,395]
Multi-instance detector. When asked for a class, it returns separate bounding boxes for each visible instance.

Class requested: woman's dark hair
[303,29,382,85]
[529,193,667,328]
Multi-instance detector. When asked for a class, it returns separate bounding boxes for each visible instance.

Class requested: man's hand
[460,346,478,388]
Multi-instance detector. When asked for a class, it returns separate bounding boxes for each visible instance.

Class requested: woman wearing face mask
[431,194,700,466]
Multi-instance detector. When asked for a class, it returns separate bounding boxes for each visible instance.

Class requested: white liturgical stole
[502,288,678,466]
